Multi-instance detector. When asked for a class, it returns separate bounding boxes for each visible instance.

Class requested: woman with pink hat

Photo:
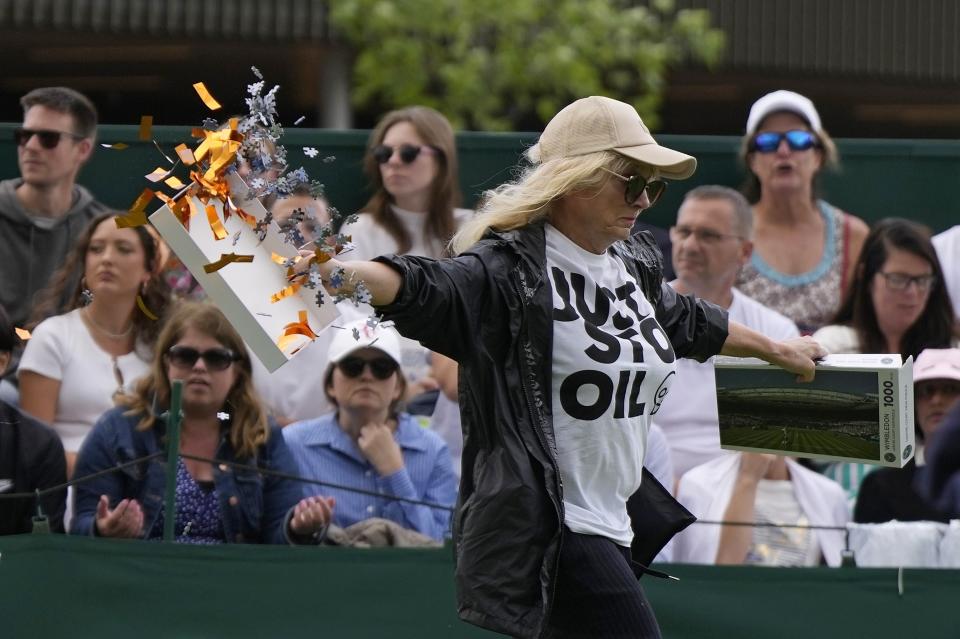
[856,347,960,523]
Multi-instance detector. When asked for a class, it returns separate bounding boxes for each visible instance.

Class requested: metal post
[163,380,183,542]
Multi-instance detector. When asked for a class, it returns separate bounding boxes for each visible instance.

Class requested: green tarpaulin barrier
[0,534,955,638]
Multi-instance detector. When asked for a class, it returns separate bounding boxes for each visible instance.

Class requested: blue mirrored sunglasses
[751,130,819,153]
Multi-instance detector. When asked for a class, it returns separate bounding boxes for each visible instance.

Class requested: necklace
[83,307,133,339]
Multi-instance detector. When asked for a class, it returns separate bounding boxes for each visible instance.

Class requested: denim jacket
[70,406,305,544]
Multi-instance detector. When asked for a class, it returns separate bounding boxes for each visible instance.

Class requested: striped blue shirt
[283,413,458,541]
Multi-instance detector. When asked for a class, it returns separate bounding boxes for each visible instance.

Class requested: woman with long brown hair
[70,302,332,544]
[339,106,474,401]
[813,217,960,502]
[18,212,171,477]
[340,105,471,260]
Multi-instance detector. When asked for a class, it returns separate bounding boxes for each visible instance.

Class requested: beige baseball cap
[529,96,697,180]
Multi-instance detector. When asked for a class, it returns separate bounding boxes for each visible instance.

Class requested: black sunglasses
[604,169,667,207]
[14,128,84,150]
[337,355,399,380]
[166,345,239,371]
[371,144,437,165]
[751,130,819,153]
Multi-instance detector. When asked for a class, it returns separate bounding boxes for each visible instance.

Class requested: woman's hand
[736,452,778,483]
[358,423,404,476]
[768,336,827,382]
[289,495,336,537]
[291,251,402,307]
[95,495,144,538]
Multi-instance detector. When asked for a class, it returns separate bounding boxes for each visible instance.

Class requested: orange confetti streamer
[145,166,174,183]
[173,199,192,230]
[203,252,254,274]
[138,115,153,141]
[116,188,155,228]
[233,206,259,229]
[15,327,31,341]
[164,176,186,190]
[175,143,196,166]
[192,82,222,110]
[205,205,228,241]
[270,283,301,304]
[276,311,318,351]
[100,142,129,150]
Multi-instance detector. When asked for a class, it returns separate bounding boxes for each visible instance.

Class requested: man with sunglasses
[0,87,107,395]
[283,319,457,542]
[653,186,800,482]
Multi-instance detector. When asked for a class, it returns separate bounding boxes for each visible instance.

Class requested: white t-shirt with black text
[547,225,677,546]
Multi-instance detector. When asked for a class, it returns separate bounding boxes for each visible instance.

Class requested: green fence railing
[1,124,958,233]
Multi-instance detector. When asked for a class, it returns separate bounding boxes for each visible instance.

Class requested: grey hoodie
[0,178,108,330]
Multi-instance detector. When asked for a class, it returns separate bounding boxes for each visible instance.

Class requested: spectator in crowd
[283,318,457,542]
[735,90,869,335]
[917,386,960,519]
[252,189,339,425]
[0,303,66,534]
[71,302,331,544]
[813,218,959,502]
[340,106,476,402]
[653,186,799,483]
[341,105,472,261]
[0,87,107,400]
[294,95,825,638]
[855,348,960,523]
[20,213,166,526]
[932,223,960,318]
[673,453,849,566]
[18,213,172,479]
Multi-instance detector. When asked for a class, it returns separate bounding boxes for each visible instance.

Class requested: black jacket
[375,221,728,638]
[0,400,67,535]
[855,459,951,524]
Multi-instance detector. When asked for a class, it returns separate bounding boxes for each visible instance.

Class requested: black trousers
[543,528,663,639]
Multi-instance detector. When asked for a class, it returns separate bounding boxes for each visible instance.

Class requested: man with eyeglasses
[652,185,801,482]
[0,87,108,398]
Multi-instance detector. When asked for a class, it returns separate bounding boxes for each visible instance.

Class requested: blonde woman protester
[19,212,171,478]
[296,96,825,639]
[71,303,332,544]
